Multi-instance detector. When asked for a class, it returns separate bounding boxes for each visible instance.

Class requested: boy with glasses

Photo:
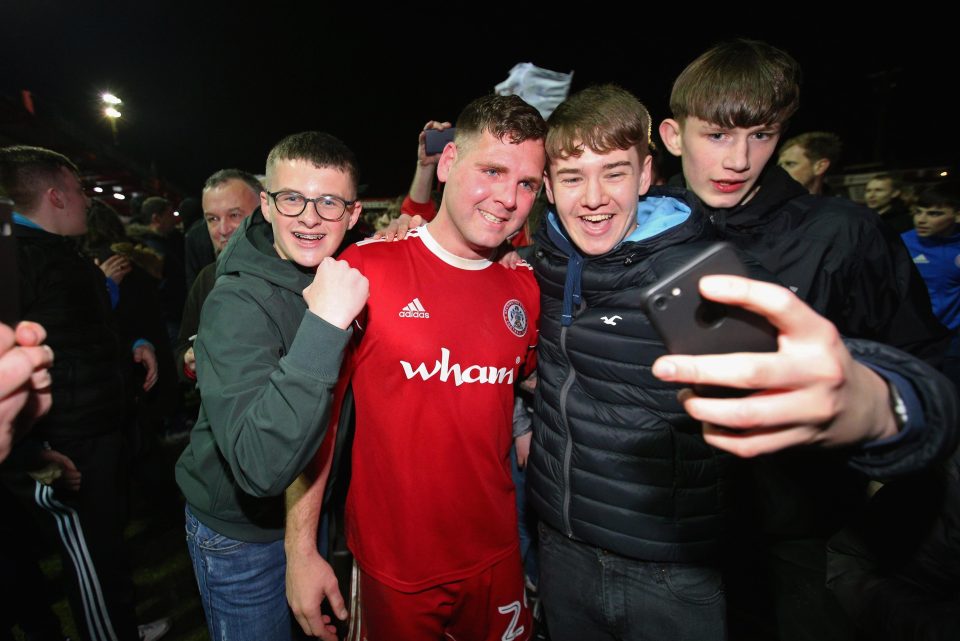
[175,131,368,641]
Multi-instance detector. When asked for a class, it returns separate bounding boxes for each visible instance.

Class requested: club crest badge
[503,299,528,338]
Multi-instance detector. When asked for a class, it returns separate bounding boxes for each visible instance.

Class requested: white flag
[495,63,574,120]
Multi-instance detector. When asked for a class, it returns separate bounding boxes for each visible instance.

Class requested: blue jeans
[538,523,726,641]
[185,506,292,641]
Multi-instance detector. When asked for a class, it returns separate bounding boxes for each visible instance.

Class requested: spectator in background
[778,131,842,195]
[184,169,263,289]
[0,145,168,641]
[141,196,178,236]
[201,172,263,254]
[902,181,960,386]
[865,173,913,233]
[175,169,262,384]
[398,120,451,223]
[84,199,178,450]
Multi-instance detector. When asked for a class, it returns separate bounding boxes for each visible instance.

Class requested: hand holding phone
[650,273,899,457]
[640,242,777,396]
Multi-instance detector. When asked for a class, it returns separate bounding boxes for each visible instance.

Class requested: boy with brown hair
[657,39,954,641]
[528,83,736,641]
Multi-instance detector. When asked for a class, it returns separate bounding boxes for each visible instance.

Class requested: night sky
[3,8,957,198]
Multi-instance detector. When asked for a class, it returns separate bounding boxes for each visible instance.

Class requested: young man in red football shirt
[285,95,546,641]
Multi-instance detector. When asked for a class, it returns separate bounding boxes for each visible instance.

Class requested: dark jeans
[538,523,726,641]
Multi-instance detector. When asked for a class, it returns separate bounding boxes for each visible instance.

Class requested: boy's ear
[638,153,653,197]
[659,119,683,158]
[260,190,272,222]
[347,201,363,229]
[543,168,555,204]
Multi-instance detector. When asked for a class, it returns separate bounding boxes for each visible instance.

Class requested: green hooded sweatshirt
[175,209,351,542]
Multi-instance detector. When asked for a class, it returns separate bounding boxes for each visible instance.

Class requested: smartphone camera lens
[652,295,668,311]
[696,300,727,328]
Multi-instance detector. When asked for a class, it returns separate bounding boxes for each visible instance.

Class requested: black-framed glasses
[267,191,355,221]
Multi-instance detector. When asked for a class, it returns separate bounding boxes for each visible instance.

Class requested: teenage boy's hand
[304,257,369,330]
[651,275,898,457]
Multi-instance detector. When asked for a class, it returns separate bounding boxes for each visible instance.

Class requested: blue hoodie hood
[545,193,692,326]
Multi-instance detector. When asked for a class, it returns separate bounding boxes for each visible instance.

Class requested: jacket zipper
[559,298,586,537]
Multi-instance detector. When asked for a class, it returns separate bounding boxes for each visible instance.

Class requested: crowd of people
[2,38,959,641]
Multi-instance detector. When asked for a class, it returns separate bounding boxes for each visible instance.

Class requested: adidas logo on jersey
[914,254,930,265]
[400,348,515,387]
[399,298,430,319]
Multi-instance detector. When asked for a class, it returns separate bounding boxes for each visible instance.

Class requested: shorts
[355,547,531,641]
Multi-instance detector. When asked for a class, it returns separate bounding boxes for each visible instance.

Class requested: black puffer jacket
[16,223,130,437]
[528,187,757,563]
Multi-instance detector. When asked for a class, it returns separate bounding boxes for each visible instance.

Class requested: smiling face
[913,205,958,238]
[660,116,780,209]
[260,160,360,270]
[202,178,260,253]
[431,131,545,260]
[545,145,652,256]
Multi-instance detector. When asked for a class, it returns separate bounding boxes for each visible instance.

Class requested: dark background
[3,7,956,197]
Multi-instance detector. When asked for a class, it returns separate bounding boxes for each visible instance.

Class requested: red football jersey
[339,225,539,592]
